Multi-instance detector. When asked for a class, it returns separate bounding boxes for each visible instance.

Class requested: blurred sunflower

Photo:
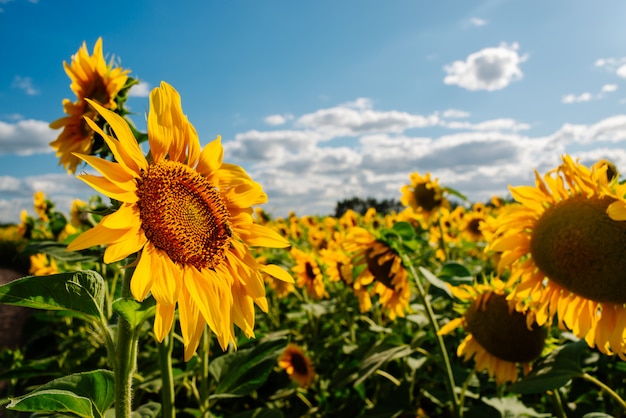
[488,155,626,358]
[29,253,58,276]
[343,227,411,320]
[400,171,448,221]
[33,191,49,222]
[439,279,546,385]
[278,344,316,387]
[50,37,130,173]
[290,248,329,300]
[67,82,292,360]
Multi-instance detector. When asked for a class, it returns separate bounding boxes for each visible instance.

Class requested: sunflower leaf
[7,370,114,418]
[112,297,156,328]
[0,270,106,320]
[418,266,452,297]
[209,335,287,399]
[508,340,588,394]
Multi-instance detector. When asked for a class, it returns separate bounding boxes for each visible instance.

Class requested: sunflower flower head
[400,171,449,222]
[290,247,329,300]
[487,155,626,358]
[50,37,132,174]
[66,81,292,360]
[343,226,411,320]
[439,278,547,386]
[278,344,316,387]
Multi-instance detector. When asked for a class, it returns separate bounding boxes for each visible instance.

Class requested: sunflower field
[1,38,626,418]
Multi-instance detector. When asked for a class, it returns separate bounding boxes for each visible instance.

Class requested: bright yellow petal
[150,251,182,306]
[85,99,148,173]
[195,136,223,175]
[131,243,157,302]
[78,174,139,203]
[154,302,176,342]
[236,223,291,248]
[75,153,136,189]
[103,225,147,264]
[261,264,294,283]
[100,203,140,230]
[607,201,626,221]
[67,224,128,252]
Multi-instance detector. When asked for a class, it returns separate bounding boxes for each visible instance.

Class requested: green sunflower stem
[401,253,461,418]
[581,372,626,411]
[158,329,176,418]
[114,261,139,418]
[200,325,211,415]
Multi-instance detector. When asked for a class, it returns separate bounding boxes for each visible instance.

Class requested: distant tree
[333,196,404,218]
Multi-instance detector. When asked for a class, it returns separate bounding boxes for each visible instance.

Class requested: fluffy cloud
[128,81,151,97]
[469,17,488,27]
[264,114,293,126]
[443,43,527,91]
[220,99,626,217]
[0,119,56,155]
[0,173,95,223]
[562,92,592,104]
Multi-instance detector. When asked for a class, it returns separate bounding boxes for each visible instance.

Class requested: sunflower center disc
[464,293,545,363]
[290,352,310,375]
[530,196,626,304]
[364,244,396,290]
[137,160,232,270]
[413,182,441,212]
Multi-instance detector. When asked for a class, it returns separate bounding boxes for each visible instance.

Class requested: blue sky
[2,0,626,223]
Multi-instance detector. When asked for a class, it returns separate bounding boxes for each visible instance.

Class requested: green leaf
[438,262,473,285]
[112,297,156,328]
[509,340,587,394]
[7,370,114,418]
[0,270,105,319]
[389,222,416,241]
[209,335,287,399]
[418,266,452,297]
[353,337,413,387]
[131,402,161,418]
[8,389,94,418]
[481,396,551,417]
[23,240,98,263]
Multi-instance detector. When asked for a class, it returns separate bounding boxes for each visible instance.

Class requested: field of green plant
[1,37,626,418]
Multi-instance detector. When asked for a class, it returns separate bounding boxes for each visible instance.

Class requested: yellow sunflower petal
[607,201,626,221]
[67,224,128,252]
[154,302,176,342]
[195,136,223,175]
[103,226,147,264]
[131,244,157,302]
[78,174,139,203]
[261,264,295,283]
[236,223,291,248]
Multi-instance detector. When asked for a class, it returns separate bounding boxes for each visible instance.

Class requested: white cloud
[128,81,151,97]
[219,98,626,217]
[562,92,592,104]
[0,173,97,224]
[11,75,39,95]
[296,98,439,136]
[602,84,618,93]
[0,119,56,155]
[264,114,293,126]
[469,17,488,27]
[441,109,470,119]
[443,42,527,91]
[618,64,626,79]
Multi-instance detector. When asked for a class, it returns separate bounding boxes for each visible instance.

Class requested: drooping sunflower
[487,155,626,358]
[66,82,292,360]
[50,37,130,173]
[343,227,411,320]
[278,344,316,387]
[439,278,547,385]
[400,171,448,222]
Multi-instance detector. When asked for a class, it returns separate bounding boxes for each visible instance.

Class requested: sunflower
[50,37,130,173]
[400,171,448,222]
[487,155,626,358]
[290,248,329,300]
[343,227,411,320]
[33,191,49,222]
[29,253,58,276]
[439,278,546,385]
[66,82,292,360]
[278,344,316,387]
